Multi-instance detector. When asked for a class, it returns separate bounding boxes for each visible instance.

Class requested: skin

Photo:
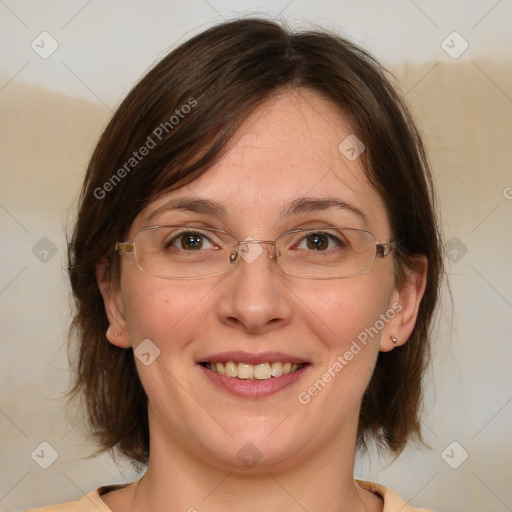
[97,89,426,512]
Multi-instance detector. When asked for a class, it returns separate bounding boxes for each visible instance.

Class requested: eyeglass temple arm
[115,242,134,253]
[376,241,396,258]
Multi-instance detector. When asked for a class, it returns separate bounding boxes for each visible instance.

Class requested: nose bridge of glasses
[237,239,276,249]
[231,239,278,265]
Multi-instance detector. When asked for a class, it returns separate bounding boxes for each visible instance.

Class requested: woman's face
[105,90,412,471]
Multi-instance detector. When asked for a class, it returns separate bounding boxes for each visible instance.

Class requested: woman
[31,18,443,512]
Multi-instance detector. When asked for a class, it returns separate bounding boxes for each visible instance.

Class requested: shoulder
[356,479,435,512]
[26,483,135,512]
[26,492,104,512]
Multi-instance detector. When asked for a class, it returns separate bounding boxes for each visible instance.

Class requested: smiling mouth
[200,361,307,380]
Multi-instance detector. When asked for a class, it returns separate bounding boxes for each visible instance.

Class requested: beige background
[1,1,511,511]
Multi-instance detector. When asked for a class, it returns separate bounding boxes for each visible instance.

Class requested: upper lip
[198,351,309,365]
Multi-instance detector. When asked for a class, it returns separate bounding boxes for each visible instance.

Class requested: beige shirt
[27,480,433,512]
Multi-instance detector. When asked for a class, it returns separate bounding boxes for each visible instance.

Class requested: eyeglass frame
[115,225,396,280]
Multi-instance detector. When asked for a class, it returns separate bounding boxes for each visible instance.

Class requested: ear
[96,258,131,349]
[380,255,428,352]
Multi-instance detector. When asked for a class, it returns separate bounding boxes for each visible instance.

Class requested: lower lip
[198,364,310,398]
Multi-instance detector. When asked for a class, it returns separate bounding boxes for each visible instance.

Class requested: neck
[128,413,377,512]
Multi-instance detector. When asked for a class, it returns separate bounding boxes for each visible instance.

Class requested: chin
[195,421,311,472]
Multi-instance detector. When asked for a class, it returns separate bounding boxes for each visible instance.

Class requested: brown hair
[67,18,443,465]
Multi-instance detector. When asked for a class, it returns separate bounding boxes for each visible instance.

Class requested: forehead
[138,90,390,235]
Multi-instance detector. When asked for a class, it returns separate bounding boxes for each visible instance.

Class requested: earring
[390,335,398,345]
[114,332,120,337]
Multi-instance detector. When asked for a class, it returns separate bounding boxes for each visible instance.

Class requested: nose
[216,241,293,334]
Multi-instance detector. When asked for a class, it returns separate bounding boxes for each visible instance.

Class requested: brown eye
[164,231,213,251]
[181,233,204,250]
[305,233,329,250]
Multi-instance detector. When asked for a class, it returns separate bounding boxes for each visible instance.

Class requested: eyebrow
[147,198,228,222]
[281,197,369,225]
[147,196,368,225]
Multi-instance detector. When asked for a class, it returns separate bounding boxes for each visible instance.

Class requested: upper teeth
[204,361,303,380]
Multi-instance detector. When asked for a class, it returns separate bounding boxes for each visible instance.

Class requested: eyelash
[163,229,346,251]
[295,232,346,251]
[164,230,217,249]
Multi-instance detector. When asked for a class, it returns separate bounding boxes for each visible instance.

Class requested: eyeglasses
[115,225,395,280]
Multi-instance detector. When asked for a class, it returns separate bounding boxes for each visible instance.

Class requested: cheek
[310,292,382,383]
[292,273,395,406]
[120,273,213,351]
[295,271,394,350]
